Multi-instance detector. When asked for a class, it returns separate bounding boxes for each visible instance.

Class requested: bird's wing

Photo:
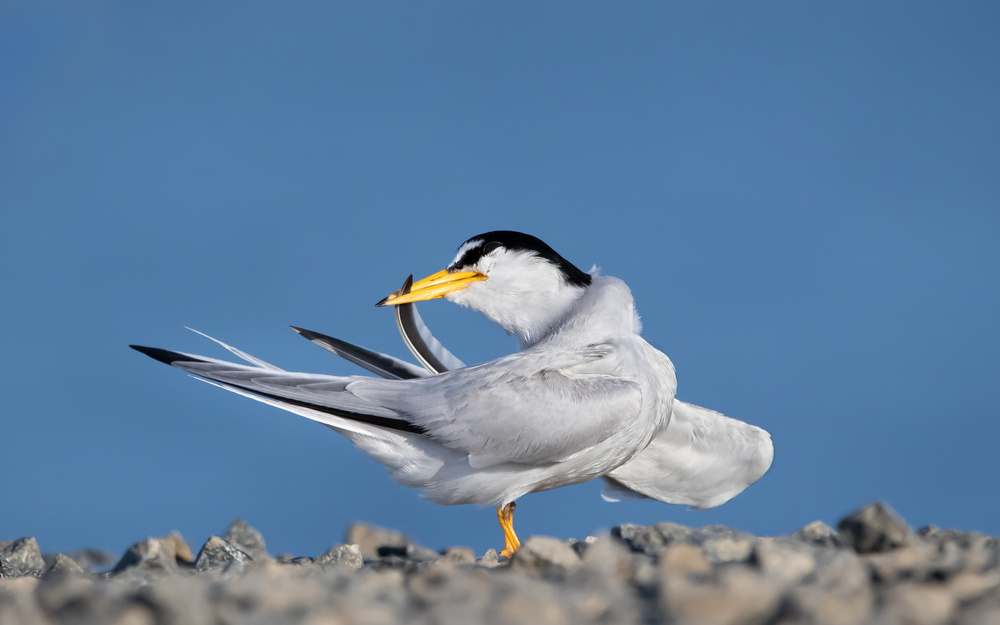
[291,326,428,380]
[393,276,466,373]
[603,399,773,509]
[348,343,643,467]
[130,344,423,438]
[132,336,642,467]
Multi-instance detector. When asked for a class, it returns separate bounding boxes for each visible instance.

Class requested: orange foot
[497,501,521,559]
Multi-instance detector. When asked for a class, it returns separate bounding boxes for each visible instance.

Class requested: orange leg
[496,502,521,559]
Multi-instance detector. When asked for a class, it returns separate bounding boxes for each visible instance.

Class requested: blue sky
[3,2,998,559]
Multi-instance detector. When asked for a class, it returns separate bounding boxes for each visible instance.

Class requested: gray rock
[45,548,114,573]
[110,538,178,575]
[945,570,1000,604]
[838,501,913,554]
[660,564,782,625]
[580,536,635,581]
[791,549,874,625]
[476,548,500,567]
[702,536,756,564]
[376,542,441,563]
[223,518,269,561]
[920,527,999,576]
[316,543,364,569]
[754,540,817,588]
[793,520,844,548]
[0,577,47,625]
[0,537,45,578]
[862,543,935,584]
[437,546,475,565]
[133,575,213,625]
[509,536,582,578]
[345,522,410,561]
[42,553,85,580]
[193,535,253,572]
[611,521,692,556]
[964,593,1000,625]
[881,581,956,625]
[160,530,195,563]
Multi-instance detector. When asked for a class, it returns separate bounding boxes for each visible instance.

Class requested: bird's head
[377,231,592,347]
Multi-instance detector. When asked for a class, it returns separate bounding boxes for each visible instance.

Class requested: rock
[376,542,441,563]
[223,519,269,561]
[861,543,934,583]
[791,550,874,625]
[701,536,755,565]
[437,546,475,565]
[344,523,410,561]
[946,570,1000,603]
[492,577,567,625]
[660,565,782,625]
[0,577,47,625]
[42,549,115,572]
[612,522,691,556]
[42,554,85,579]
[509,536,581,578]
[881,581,956,625]
[316,544,364,569]
[754,540,817,588]
[159,531,195,563]
[793,520,843,548]
[193,536,253,572]
[660,543,712,577]
[7,509,1000,624]
[838,502,913,554]
[965,594,1000,625]
[580,536,635,581]
[476,548,500,567]
[0,537,45,578]
[110,538,178,575]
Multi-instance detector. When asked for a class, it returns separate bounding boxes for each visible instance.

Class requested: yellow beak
[376,269,487,307]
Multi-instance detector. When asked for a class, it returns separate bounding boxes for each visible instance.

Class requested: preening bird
[132,231,773,558]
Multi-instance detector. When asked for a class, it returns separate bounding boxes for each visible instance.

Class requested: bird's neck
[517,276,641,350]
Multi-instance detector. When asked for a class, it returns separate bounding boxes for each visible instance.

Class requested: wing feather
[605,399,773,509]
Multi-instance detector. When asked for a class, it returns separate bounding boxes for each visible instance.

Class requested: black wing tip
[290,326,326,343]
[130,344,201,366]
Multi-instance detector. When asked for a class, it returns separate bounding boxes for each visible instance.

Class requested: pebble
[509,536,581,578]
[194,536,253,572]
[223,519,269,561]
[838,501,913,554]
[0,537,45,578]
[316,544,364,569]
[110,538,179,576]
[1,509,999,624]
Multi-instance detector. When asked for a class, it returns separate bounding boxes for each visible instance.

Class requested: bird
[131,230,773,558]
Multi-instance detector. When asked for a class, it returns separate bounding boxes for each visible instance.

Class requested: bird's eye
[483,241,503,255]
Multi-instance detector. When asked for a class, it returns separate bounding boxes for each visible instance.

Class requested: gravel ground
[2,502,998,625]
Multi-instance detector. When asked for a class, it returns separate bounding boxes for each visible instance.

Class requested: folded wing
[603,400,773,509]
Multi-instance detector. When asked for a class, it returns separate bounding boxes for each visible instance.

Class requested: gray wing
[132,337,642,467]
[603,399,773,509]
[348,345,643,467]
[291,325,428,380]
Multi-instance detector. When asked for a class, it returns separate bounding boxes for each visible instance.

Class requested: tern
[132,231,773,558]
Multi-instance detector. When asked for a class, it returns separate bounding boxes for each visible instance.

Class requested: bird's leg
[496,502,521,559]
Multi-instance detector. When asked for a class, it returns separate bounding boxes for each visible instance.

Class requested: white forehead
[449,238,483,268]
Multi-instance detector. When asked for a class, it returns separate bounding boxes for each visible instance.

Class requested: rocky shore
[1,503,998,624]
